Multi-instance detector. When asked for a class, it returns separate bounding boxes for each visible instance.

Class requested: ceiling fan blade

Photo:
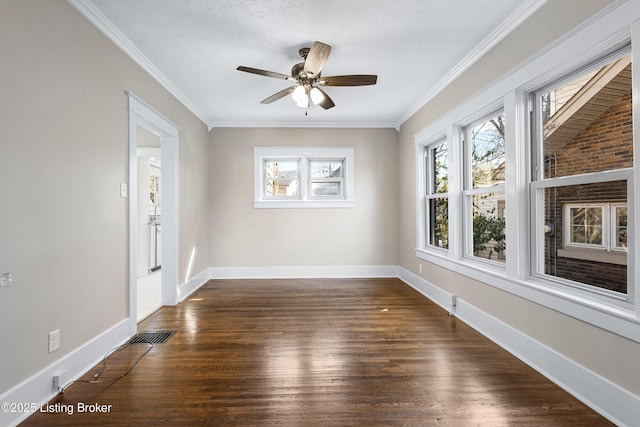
[260,86,297,104]
[303,41,331,77]
[313,87,335,110]
[237,66,294,81]
[319,75,377,86]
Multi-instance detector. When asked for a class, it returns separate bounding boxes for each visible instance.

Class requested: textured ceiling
[70,0,539,128]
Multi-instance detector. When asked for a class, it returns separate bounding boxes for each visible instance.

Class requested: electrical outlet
[48,329,60,353]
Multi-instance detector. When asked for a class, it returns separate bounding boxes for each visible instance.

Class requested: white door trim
[127,92,180,336]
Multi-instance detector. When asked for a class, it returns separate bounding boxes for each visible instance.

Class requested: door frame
[127,92,180,336]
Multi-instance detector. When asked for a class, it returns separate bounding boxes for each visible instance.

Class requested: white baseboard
[398,267,640,427]
[178,268,212,301]
[208,264,399,279]
[0,319,130,427]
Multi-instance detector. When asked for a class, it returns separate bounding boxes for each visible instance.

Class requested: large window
[532,51,632,295]
[424,139,449,249]
[253,147,354,208]
[464,111,506,264]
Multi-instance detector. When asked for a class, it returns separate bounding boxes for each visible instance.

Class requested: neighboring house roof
[543,56,631,152]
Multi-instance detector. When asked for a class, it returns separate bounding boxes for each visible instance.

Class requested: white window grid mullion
[300,156,309,201]
[448,124,463,260]
[462,184,506,196]
[531,168,633,190]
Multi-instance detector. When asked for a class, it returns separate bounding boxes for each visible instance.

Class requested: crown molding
[67,0,212,129]
[395,0,548,128]
[207,120,399,129]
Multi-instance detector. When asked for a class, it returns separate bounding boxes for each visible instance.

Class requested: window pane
[472,192,506,262]
[311,181,341,196]
[429,197,448,249]
[310,160,343,178]
[616,206,628,248]
[470,114,505,189]
[543,181,627,294]
[568,207,603,245]
[541,54,632,178]
[431,142,448,194]
[266,179,298,196]
[265,160,299,197]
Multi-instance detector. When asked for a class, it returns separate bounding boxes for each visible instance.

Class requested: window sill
[415,247,639,344]
[557,247,626,265]
[253,200,355,209]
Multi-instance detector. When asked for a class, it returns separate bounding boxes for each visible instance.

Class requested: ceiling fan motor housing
[291,62,305,78]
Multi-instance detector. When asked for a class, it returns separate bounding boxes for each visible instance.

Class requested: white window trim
[413,1,640,344]
[424,138,450,251]
[253,146,354,208]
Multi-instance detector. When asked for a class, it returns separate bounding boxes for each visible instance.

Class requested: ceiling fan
[236,41,377,112]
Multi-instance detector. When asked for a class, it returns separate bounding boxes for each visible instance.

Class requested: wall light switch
[120,183,128,198]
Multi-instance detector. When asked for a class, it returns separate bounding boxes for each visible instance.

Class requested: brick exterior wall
[544,90,632,294]
[554,91,633,176]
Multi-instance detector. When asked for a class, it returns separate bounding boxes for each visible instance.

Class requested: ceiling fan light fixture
[310,87,325,105]
[292,85,306,103]
[292,85,311,108]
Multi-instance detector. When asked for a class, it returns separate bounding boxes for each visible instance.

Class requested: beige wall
[0,0,209,393]
[397,0,640,395]
[209,127,398,268]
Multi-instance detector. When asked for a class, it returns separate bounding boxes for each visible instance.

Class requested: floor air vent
[128,330,176,345]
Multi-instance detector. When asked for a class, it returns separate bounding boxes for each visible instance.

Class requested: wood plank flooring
[21,278,612,426]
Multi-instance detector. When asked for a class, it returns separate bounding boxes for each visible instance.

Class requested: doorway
[137,142,162,320]
[127,92,180,336]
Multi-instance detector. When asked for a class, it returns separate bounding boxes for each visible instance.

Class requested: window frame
[413,2,640,344]
[612,203,628,251]
[308,158,346,199]
[263,158,301,200]
[424,138,450,251]
[253,146,354,208]
[563,202,607,250]
[462,110,507,267]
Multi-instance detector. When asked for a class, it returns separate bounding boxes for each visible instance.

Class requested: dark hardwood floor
[21,278,612,426]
